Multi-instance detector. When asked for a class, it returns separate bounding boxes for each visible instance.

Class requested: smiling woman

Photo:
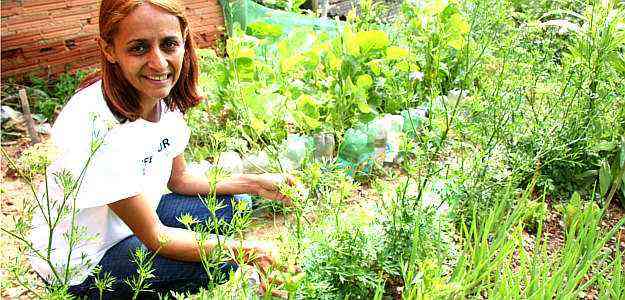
[82,0,201,123]
[27,0,294,299]
[99,4,186,122]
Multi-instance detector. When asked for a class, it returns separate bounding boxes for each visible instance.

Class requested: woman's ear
[97,37,118,64]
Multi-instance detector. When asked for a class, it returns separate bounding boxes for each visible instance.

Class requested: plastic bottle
[401,107,428,137]
[313,132,335,162]
[217,151,244,174]
[337,126,374,174]
[367,119,387,163]
[382,115,404,164]
[279,134,312,171]
[242,150,270,174]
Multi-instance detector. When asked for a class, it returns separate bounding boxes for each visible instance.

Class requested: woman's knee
[156,194,236,230]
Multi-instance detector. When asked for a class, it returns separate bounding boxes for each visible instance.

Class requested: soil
[1,137,45,299]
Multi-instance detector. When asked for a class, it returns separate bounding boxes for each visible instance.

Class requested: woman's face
[103,4,185,104]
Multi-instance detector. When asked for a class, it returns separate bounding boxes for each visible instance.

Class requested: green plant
[29,70,90,121]
[0,121,106,296]
[124,247,159,300]
[299,210,383,299]
[519,198,549,232]
[255,0,307,13]
[92,265,115,300]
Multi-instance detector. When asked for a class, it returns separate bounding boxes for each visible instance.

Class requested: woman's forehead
[116,4,182,42]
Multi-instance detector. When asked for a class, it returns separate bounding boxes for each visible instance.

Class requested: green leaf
[294,111,321,130]
[234,57,254,81]
[281,54,305,73]
[356,99,372,113]
[424,0,448,16]
[386,46,410,60]
[232,46,255,59]
[246,22,283,39]
[448,36,464,50]
[578,169,598,179]
[368,59,382,76]
[449,13,470,35]
[356,74,373,89]
[620,137,625,169]
[354,30,390,55]
[294,95,321,130]
[593,140,616,152]
[599,160,612,197]
[396,61,409,72]
[447,13,470,50]
[250,117,267,133]
[296,95,321,119]
[607,52,625,76]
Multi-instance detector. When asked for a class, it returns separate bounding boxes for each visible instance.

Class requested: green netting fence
[219,0,340,37]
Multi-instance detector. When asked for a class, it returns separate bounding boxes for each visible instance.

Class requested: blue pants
[68,193,238,299]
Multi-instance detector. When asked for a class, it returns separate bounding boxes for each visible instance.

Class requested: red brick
[23,2,69,13]
[2,33,41,50]
[40,25,82,40]
[49,13,95,27]
[1,5,23,18]
[68,0,100,7]
[2,0,225,78]
[1,63,46,79]
[2,11,50,27]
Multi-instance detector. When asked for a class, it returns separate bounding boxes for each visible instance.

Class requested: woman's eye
[129,44,148,54]
[162,40,180,51]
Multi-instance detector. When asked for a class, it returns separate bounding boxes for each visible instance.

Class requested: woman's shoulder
[62,80,104,115]
[51,80,116,145]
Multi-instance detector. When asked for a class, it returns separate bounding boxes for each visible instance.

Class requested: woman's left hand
[247,173,295,204]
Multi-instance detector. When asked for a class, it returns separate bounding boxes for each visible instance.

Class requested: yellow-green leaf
[356,74,373,89]
[251,117,267,133]
[354,30,389,54]
[449,13,470,35]
[386,46,410,59]
[368,59,382,76]
[424,0,448,16]
[599,160,612,197]
[357,100,372,113]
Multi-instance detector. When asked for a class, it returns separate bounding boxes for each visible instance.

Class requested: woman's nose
[147,48,167,71]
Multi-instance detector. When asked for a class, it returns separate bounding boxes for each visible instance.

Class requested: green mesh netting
[219,0,339,37]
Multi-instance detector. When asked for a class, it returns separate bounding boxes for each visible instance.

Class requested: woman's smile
[143,73,173,87]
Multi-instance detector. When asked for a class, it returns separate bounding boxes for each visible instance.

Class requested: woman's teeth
[146,74,168,81]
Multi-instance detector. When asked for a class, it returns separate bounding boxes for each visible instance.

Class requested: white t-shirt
[28,80,190,285]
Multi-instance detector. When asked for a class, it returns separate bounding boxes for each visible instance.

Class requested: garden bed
[2,0,625,298]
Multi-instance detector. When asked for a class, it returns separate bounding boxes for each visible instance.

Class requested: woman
[28,0,291,298]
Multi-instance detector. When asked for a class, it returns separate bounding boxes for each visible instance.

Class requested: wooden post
[18,89,41,145]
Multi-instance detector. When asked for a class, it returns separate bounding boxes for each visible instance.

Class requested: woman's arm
[167,155,293,202]
[108,194,277,264]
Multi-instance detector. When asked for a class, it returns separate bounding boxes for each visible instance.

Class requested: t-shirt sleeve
[50,108,143,210]
[72,134,144,209]
[171,110,190,157]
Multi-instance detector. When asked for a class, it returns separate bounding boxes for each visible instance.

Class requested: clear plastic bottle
[382,115,404,164]
[242,150,270,174]
[313,132,335,162]
[217,151,244,174]
[279,134,312,171]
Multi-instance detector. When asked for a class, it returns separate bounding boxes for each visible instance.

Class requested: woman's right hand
[246,173,296,204]
[230,239,279,272]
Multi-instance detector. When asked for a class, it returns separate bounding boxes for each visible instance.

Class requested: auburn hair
[79,0,201,121]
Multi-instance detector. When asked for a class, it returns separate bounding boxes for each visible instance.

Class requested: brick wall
[1,0,224,80]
